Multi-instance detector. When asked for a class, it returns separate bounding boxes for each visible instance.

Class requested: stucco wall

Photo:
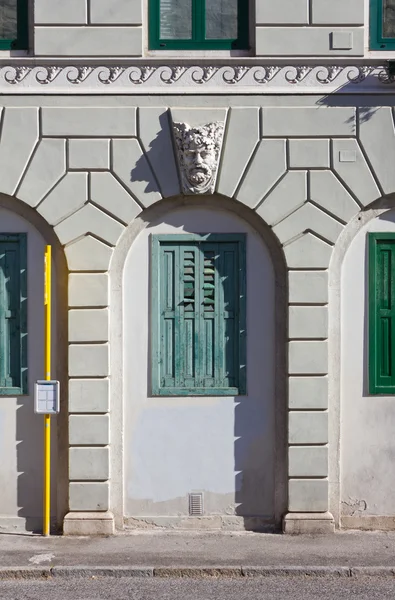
[123,206,276,526]
[341,209,395,521]
[0,94,392,532]
[32,0,366,58]
[0,208,57,532]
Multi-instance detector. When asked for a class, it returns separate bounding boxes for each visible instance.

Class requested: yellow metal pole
[43,245,51,537]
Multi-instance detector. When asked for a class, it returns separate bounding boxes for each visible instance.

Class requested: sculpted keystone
[173,121,225,195]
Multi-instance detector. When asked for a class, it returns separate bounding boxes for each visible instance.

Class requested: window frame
[148,0,249,51]
[151,233,247,397]
[0,233,27,396]
[368,232,395,395]
[0,0,29,50]
[370,0,395,50]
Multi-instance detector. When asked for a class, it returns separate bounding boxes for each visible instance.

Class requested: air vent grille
[189,493,203,516]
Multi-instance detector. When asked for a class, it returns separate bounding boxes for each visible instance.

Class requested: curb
[0,565,395,580]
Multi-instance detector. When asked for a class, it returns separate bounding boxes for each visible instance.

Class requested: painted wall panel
[35,26,142,56]
[123,207,276,521]
[341,210,395,517]
[0,209,57,532]
[256,27,364,56]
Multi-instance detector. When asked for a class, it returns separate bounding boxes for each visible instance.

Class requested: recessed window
[149,0,249,50]
[370,0,395,50]
[151,234,246,396]
[0,0,28,50]
[368,233,395,394]
[0,234,27,395]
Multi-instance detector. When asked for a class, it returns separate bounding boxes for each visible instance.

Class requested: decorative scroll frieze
[0,64,392,94]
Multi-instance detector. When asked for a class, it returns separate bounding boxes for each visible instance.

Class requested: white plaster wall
[341,209,395,517]
[0,208,57,532]
[123,206,275,520]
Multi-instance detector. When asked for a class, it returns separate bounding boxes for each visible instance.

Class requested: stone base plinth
[63,511,115,536]
[283,512,335,534]
[124,515,275,531]
[341,515,395,530]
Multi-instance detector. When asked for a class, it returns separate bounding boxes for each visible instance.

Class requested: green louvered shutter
[152,234,246,396]
[0,234,27,395]
[200,246,216,389]
[180,245,200,389]
[369,233,395,394]
[200,243,243,390]
[217,243,241,389]
[157,244,177,390]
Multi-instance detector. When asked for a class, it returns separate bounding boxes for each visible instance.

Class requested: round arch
[109,194,288,529]
[329,195,395,528]
[0,192,68,531]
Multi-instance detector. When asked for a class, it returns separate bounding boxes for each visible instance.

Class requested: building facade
[0,0,395,535]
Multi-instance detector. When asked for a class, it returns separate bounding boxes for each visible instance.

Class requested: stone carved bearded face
[173,122,225,195]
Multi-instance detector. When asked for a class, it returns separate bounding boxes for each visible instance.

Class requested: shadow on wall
[317,78,381,123]
[124,202,287,531]
[16,399,57,533]
[0,200,68,536]
[130,111,176,195]
[0,259,45,532]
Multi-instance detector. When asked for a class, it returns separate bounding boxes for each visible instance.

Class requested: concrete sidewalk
[0,530,395,578]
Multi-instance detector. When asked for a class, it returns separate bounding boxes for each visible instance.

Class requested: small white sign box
[34,380,60,415]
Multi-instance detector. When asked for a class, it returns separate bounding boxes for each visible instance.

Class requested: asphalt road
[0,577,395,600]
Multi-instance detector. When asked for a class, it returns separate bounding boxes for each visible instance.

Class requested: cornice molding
[0,64,394,93]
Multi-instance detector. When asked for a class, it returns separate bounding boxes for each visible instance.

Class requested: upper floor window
[370,0,395,49]
[149,0,249,50]
[0,0,28,50]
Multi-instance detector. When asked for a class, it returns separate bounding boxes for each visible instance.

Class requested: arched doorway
[0,197,67,533]
[112,197,287,530]
[339,207,395,529]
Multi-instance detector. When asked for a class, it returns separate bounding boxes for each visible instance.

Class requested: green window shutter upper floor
[370,0,395,49]
[369,233,395,394]
[149,0,249,50]
[151,234,246,396]
[0,234,27,395]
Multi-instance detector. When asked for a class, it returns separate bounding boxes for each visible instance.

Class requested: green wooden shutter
[152,234,246,396]
[0,234,27,395]
[200,243,242,390]
[180,245,200,389]
[200,245,216,389]
[369,233,395,394]
[218,243,240,389]
[158,244,177,390]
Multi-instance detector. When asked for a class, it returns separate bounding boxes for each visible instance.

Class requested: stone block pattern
[255,0,364,27]
[232,106,382,516]
[35,0,87,24]
[256,27,364,56]
[5,104,389,523]
[311,0,364,25]
[34,0,366,58]
[256,0,309,25]
[34,0,142,56]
